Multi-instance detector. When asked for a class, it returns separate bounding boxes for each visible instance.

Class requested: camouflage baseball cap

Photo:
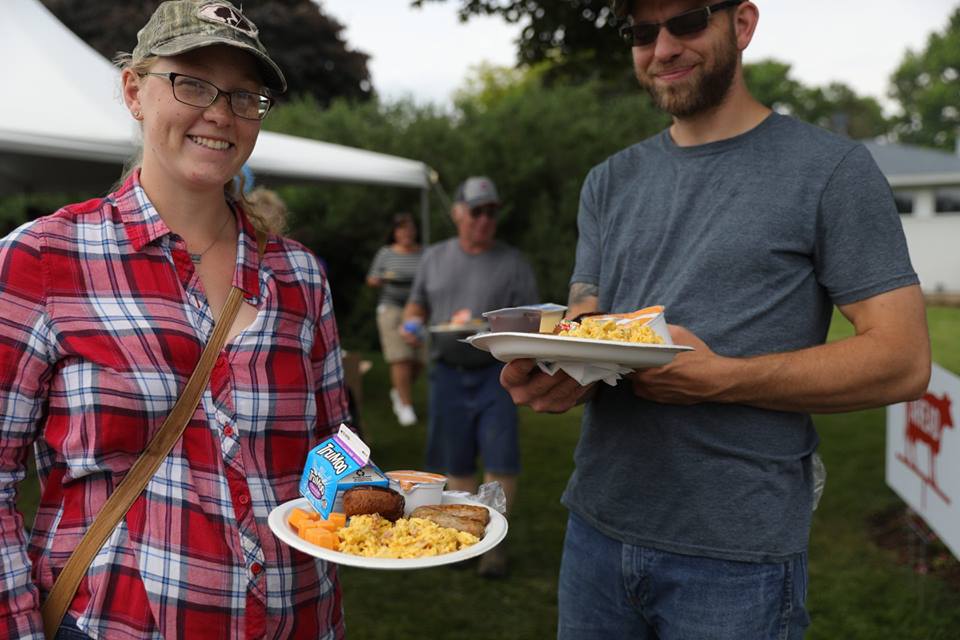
[133,0,286,93]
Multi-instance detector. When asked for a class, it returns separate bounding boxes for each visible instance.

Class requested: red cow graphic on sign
[896,392,954,508]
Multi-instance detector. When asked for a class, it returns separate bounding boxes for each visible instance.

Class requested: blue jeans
[55,614,92,640]
[426,361,520,475]
[558,512,810,640]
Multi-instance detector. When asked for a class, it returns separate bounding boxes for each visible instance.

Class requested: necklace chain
[188,213,232,264]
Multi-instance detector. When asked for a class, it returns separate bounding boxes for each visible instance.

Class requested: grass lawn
[13,307,960,638]
[339,306,960,639]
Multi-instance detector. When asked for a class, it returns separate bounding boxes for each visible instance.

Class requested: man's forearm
[567,282,599,320]
[724,286,931,413]
[715,332,929,413]
[632,286,931,414]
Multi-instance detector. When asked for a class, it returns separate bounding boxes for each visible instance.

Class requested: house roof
[862,141,960,188]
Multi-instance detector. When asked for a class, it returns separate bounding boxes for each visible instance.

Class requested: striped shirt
[366,246,422,307]
[0,172,350,639]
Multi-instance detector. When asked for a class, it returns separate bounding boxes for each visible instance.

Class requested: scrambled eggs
[558,318,664,344]
[338,514,479,558]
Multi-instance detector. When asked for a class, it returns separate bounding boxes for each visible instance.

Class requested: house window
[893,190,914,215]
[935,187,960,214]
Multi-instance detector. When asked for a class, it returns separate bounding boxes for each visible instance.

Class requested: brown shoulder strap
[41,229,268,637]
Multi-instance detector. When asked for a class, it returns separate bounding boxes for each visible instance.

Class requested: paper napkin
[537,360,634,386]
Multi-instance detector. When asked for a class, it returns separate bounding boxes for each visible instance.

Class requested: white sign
[886,363,960,559]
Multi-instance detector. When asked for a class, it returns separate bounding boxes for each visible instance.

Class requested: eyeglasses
[469,204,498,219]
[141,72,273,121]
[619,0,743,47]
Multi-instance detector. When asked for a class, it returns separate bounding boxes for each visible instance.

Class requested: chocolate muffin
[342,486,405,522]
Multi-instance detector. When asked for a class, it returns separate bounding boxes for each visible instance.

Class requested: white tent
[0,0,432,221]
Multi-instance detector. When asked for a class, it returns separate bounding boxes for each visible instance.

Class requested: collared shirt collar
[114,169,263,304]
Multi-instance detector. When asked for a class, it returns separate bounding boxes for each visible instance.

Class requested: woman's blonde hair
[244,187,288,235]
[111,51,281,235]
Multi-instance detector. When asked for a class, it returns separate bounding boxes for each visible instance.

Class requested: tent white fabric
[0,0,431,194]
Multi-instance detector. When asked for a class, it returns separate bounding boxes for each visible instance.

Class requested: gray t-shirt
[409,238,539,367]
[565,113,918,563]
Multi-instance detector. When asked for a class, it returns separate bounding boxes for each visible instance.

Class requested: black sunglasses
[469,204,498,219]
[619,0,744,47]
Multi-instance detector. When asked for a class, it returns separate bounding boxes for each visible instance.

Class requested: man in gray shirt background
[403,176,539,578]
[499,1,931,638]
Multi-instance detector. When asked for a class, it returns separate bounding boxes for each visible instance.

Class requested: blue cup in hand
[402,319,424,339]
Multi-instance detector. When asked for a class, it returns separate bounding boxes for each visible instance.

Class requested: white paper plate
[466,331,693,369]
[268,493,507,570]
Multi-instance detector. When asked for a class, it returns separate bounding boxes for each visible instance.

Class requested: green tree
[453,66,668,304]
[745,60,890,139]
[890,7,960,151]
[411,0,634,86]
[40,0,373,106]
[742,59,806,113]
[264,97,467,348]
[798,83,889,140]
[414,2,894,139]
[263,65,669,347]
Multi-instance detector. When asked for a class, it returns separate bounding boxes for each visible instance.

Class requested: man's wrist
[577,383,598,405]
[709,355,755,404]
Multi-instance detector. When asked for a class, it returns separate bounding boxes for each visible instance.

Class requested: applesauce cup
[386,470,448,515]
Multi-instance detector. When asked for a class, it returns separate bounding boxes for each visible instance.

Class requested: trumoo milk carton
[299,424,370,518]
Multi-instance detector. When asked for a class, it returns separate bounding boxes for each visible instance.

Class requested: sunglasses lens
[624,24,660,46]
[470,206,497,219]
[666,8,710,36]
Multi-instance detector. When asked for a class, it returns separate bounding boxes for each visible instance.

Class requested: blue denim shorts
[558,512,810,640]
[426,361,520,475]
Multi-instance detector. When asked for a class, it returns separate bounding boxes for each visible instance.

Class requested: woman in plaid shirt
[0,2,351,638]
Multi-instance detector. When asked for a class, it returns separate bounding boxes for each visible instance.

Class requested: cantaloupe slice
[288,507,320,533]
[318,512,346,530]
[302,526,339,550]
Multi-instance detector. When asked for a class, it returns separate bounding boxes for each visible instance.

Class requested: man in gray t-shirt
[403,176,538,577]
[500,1,931,638]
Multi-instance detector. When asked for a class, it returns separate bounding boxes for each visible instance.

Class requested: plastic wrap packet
[444,481,508,516]
[812,452,827,511]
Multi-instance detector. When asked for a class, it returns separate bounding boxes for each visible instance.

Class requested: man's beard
[635,26,739,118]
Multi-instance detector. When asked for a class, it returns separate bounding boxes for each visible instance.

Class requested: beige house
[863,141,960,296]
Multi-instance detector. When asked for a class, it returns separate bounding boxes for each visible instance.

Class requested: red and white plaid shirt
[0,172,350,639]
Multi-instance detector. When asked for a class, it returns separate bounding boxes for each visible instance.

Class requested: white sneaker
[397,404,417,427]
[389,388,402,415]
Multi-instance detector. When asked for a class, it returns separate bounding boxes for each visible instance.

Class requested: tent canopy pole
[420,186,430,246]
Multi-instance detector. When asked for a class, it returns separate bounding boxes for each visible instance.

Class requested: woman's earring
[133,110,142,120]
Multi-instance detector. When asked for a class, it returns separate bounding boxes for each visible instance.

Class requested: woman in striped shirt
[366,213,426,427]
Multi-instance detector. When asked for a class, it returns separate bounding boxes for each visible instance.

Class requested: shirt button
[238,493,249,505]
[251,562,263,576]
[223,426,234,437]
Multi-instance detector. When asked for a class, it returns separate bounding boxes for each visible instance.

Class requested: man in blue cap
[402,176,539,577]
